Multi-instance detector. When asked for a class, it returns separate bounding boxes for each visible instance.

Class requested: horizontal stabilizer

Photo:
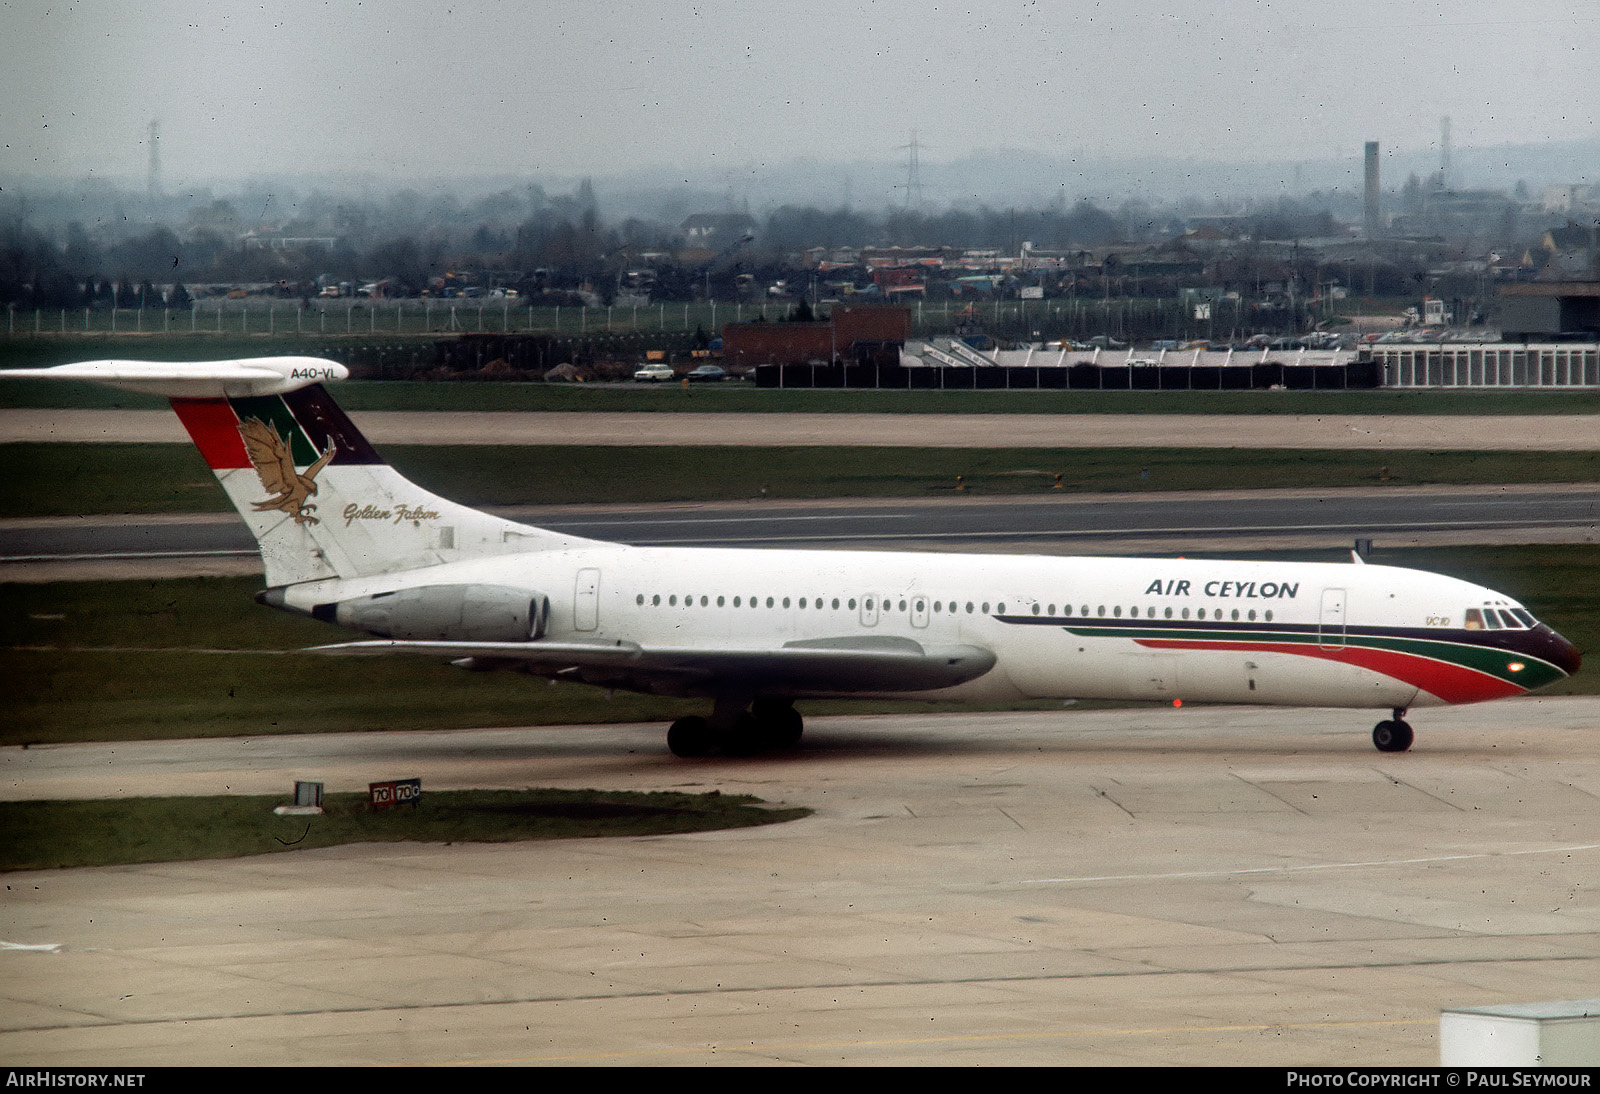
[0,357,347,398]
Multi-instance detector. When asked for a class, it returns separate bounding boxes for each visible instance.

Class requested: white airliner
[8,356,1581,756]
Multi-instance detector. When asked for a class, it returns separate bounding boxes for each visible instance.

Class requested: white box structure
[1440,999,1600,1066]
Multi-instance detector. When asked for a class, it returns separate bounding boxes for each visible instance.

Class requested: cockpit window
[1467,607,1535,631]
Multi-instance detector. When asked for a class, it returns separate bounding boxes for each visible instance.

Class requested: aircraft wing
[305,634,996,696]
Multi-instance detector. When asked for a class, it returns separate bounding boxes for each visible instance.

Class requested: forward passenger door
[1318,588,1346,649]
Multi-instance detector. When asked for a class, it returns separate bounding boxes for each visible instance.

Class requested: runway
[4,485,1596,582]
[3,699,1598,1066]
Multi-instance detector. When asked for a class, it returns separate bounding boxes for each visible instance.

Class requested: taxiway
[3,700,1597,1066]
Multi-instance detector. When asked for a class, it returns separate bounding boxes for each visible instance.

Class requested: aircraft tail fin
[6,357,595,586]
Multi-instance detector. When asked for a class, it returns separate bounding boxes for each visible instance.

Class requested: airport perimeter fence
[4,299,755,339]
[3,294,1299,346]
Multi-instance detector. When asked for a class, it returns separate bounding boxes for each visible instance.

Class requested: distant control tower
[1363,141,1381,238]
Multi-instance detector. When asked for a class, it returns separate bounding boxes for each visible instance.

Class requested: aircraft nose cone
[1553,631,1582,677]
[1535,625,1582,677]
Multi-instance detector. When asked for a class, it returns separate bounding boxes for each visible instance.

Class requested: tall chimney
[1439,115,1452,189]
[1364,141,1381,238]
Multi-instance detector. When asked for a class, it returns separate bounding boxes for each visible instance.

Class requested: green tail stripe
[227,394,320,466]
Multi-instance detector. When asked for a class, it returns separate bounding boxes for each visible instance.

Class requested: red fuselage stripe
[1135,638,1525,704]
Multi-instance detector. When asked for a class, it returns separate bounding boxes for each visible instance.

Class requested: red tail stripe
[171,398,250,470]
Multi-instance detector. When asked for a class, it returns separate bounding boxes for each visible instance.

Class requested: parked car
[686,364,728,382]
[633,362,675,382]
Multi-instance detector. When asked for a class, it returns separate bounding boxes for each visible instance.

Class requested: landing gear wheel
[667,715,715,758]
[752,699,804,748]
[770,707,804,748]
[1372,719,1414,753]
[718,712,764,756]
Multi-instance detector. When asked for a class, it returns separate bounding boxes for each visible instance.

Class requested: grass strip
[0,789,811,872]
[5,442,1597,517]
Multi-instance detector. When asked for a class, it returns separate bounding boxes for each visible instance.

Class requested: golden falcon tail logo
[238,417,337,525]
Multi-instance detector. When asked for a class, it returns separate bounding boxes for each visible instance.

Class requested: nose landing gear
[1372,708,1414,752]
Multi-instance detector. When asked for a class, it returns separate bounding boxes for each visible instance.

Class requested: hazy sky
[3,0,1595,187]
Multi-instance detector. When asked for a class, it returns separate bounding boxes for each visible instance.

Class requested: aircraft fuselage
[274,545,1578,710]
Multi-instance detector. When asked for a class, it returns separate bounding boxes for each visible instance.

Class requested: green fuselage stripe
[1012,619,1566,691]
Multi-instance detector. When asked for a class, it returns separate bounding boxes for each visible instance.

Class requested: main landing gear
[667,697,805,758]
[1372,708,1414,753]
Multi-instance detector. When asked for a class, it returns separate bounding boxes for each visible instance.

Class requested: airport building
[1376,282,1600,389]
[721,304,910,371]
[1373,342,1600,388]
[744,284,1600,390]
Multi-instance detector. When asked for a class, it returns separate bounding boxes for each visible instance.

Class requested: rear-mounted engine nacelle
[318,584,550,642]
